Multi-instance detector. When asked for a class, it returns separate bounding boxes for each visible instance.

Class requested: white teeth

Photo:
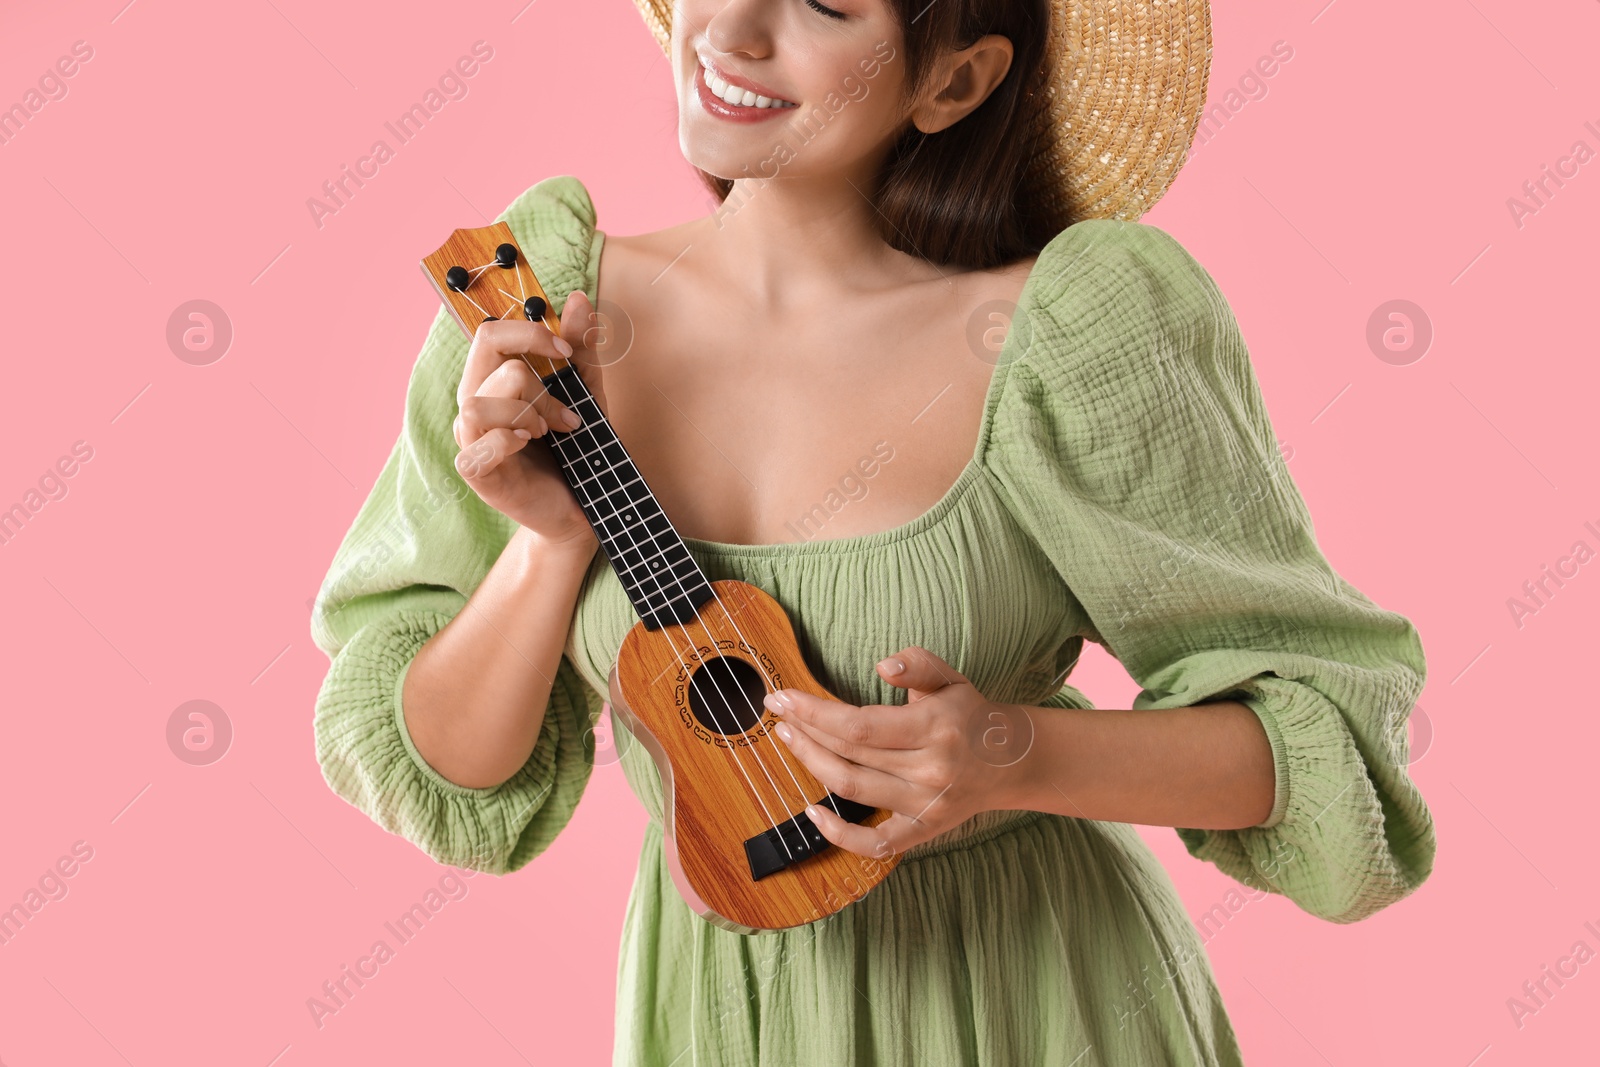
[697,54,796,109]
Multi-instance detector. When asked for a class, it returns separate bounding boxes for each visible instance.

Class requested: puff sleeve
[309,176,606,875]
[983,219,1436,923]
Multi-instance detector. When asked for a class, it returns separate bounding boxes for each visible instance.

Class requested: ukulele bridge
[743,794,878,881]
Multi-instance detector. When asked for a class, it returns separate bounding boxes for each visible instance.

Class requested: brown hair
[694,0,1056,271]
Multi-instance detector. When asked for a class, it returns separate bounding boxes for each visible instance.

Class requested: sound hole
[687,656,767,737]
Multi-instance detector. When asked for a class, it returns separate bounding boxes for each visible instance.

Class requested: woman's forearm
[401,525,598,789]
[1006,700,1278,831]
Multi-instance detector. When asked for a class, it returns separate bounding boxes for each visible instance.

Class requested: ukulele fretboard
[541,365,715,630]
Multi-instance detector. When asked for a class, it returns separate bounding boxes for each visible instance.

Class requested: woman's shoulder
[1007,216,1241,392]
[1020,217,1224,333]
[495,174,709,300]
[982,218,1278,531]
[500,173,596,225]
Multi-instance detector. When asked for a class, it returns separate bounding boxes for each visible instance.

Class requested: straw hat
[630,0,1212,224]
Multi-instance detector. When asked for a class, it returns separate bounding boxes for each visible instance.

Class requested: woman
[311,0,1436,1061]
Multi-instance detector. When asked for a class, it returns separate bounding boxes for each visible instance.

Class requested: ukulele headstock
[420,222,570,377]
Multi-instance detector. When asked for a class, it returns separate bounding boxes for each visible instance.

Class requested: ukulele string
[685,571,850,821]
[453,278,499,322]
[470,259,830,843]
[543,396,810,846]
[512,299,838,831]
[522,305,842,827]
[518,255,849,824]
[547,420,805,851]
[484,261,822,847]
[458,257,523,319]
[519,250,847,823]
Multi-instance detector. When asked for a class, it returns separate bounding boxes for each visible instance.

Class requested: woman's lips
[694,63,795,124]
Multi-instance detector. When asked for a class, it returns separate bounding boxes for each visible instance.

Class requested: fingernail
[562,408,582,428]
[513,428,532,440]
[774,722,792,742]
[553,336,574,358]
[879,657,905,674]
[805,804,823,821]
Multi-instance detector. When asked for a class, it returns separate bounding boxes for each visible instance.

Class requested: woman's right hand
[452,289,608,549]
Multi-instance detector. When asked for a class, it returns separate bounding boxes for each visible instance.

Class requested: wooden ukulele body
[421,220,900,932]
[607,579,901,933]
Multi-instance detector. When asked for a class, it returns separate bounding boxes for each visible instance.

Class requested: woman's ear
[910,34,1014,134]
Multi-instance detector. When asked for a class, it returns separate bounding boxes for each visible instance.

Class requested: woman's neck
[696,173,948,311]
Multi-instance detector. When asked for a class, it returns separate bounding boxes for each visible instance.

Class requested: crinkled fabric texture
[310,175,1434,1066]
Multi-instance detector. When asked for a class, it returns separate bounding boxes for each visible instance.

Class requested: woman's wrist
[990,701,1075,814]
[510,523,599,575]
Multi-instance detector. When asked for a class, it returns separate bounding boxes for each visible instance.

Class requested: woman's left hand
[764,646,1038,860]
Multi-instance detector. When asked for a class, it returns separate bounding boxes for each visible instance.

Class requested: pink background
[2,0,1595,1063]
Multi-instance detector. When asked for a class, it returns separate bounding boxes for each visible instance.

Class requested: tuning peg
[524,296,547,321]
[445,265,470,291]
[495,244,518,268]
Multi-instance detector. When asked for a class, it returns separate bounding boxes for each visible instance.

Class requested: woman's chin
[678,139,764,184]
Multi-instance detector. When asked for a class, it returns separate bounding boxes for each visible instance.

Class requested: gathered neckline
[584,219,1047,558]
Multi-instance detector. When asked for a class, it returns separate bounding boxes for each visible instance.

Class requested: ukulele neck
[540,364,715,631]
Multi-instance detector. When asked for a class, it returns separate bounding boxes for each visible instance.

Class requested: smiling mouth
[697,54,798,110]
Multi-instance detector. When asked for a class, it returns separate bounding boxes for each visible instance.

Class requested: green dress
[311,176,1435,1065]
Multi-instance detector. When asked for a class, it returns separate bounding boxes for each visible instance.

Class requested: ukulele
[422,222,901,933]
